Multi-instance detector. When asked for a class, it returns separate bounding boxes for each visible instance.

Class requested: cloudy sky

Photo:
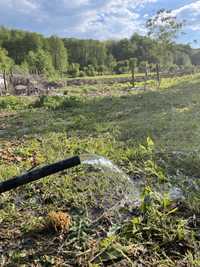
[0,0,200,45]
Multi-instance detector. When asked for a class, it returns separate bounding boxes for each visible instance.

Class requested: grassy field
[1,74,200,266]
[65,72,147,80]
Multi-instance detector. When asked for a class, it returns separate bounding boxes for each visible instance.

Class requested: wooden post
[156,63,161,88]
[144,63,148,90]
[131,66,135,88]
[3,69,7,93]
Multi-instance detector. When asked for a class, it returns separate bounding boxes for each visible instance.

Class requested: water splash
[80,154,185,207]
[169,187,184,201]
[80,154,134,187]
[81,154,126,175]
[80,154,141,210]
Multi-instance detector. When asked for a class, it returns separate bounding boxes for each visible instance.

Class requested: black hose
[0,156,81,194]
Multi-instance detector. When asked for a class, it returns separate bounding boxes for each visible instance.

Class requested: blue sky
[0,0,200,46]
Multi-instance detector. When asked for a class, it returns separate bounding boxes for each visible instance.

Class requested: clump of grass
[87,189,199,266]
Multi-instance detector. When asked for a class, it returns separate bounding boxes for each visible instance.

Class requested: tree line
[0,10,200,80]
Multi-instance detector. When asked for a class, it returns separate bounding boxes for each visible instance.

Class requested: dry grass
[47,211,72,233]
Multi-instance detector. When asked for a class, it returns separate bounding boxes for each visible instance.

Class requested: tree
[97,65,107,75]
[174,51,191,66]
[105,53,116,73]
[129,58,137,87]
[25,49,54,76]
[191,51,200,66]
[64,38,109,70]
[48,36,68,73]
[68,63,80,77]
[146,9,184,86]
[0,26,11,46]
[2,30,43,65]
[0,26,197,80]
[113,60,129,74]
[146,9,183,85]
[12,61,29,75]
[130,34,157,64]
[0,48,13,93]
[108,39,137,61]
[146,9,183,45]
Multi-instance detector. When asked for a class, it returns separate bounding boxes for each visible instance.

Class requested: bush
[0,96,29,110]
[79,71,86,77]
[33,95,81,110]
[84,65,96,76]
[167,64,179,73]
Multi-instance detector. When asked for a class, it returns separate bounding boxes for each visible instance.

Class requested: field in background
[1,74,200,266]
[65,71,153,80]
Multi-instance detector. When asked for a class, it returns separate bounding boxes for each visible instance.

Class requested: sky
[0,0,200,46]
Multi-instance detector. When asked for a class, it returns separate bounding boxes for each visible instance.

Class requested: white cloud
[66,0,157,39]
[63,0,89,8]
[1,0,199,44]
[0,0,38,13]
[0,0,157,38]
[172,1,200,16]
[170,1,200,33]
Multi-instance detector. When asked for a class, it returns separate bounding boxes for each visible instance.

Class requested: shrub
[33,95,81,110]
[84,65,96,76]
[79,71,86,77]
[0,96,29,110]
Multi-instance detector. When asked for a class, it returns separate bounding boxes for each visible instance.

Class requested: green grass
[66,72,147,80]
[0,73,200,266]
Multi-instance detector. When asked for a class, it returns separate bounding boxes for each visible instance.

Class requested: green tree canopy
[0,47,13,72]
[48,36,68,73]
[25,49,54,75]
[146,9,184,65]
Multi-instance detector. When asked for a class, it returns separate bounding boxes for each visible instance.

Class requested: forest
[0,24,200,79]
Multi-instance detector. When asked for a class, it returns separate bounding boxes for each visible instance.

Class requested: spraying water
[80,154,184,211]
[80,154,141,215]
[81,154,127,175]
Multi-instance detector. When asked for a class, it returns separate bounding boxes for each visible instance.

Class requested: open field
[65,71,196,87]
[66,72,135,80]
[1,74,200,266]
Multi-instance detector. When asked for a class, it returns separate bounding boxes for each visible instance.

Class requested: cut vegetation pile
[0,74,200,266]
